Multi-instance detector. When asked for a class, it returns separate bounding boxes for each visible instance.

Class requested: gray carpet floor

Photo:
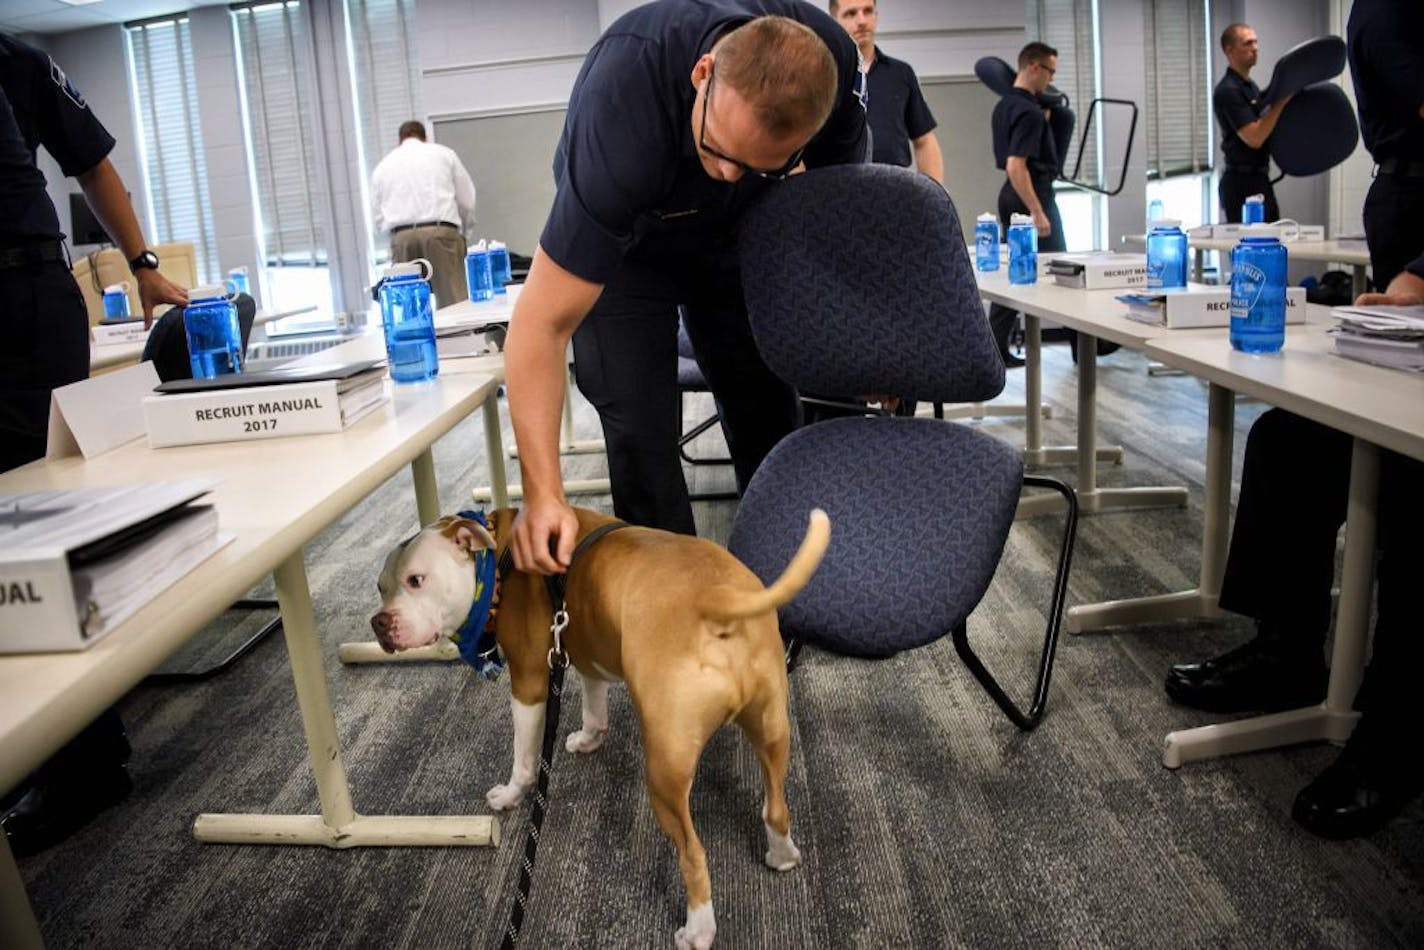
[16,342,1424,948]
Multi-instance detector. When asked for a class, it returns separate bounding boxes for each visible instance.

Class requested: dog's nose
[371,612,391,636]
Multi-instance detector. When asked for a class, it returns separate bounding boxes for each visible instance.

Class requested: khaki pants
[391,224,468,310]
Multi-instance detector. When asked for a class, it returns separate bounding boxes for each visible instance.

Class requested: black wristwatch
[128,249,160,274]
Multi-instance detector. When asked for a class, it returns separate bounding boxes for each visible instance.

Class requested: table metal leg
[1068,383,1233,632]
[194,553,498,846]
[0,833,42,950]
[1019,317,1124,475]
[410,449,440,527]
[481,394,509,509]
[1161,439,1375,768]
[1022,332,1188,519]
[1351,263,1367,300]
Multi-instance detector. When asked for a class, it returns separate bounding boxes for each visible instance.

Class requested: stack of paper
[1330,304,1424,372]
[0,479,229,651]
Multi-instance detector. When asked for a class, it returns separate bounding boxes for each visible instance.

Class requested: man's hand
[1032,209,1051,238]
[1355,267,1424,307]
[511,498,580,575]
[135,268,189,328]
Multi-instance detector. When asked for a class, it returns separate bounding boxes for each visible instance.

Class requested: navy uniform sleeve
[903,71,936,140]
[28,47,114,177]
[1213,79,1258,135]
[1407,253,1424,283]
[538,37,679,284]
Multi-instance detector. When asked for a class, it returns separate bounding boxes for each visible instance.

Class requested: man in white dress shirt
[370,120,477,308]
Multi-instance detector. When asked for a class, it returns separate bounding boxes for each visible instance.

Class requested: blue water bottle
[465,240,494,302]
[225,266,250,297]
[1146,198,1165,229]
[488,240,511,294]
[1007,213,1037,285]
[1229,225,1288,353]
[1145,219,1188,290]
[974,213,999,272]
[378,260,439,383]
[1242,194,1266,225]
[183,286,243,379]
[102,282,130,320]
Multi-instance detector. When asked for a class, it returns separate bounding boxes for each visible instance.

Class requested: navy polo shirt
[541,0,867,284]
[0,33,114,240]
[1213,68,1268,170]
[865,46,935,168]
[992,88,1056,180]
[1347,0,1424,164]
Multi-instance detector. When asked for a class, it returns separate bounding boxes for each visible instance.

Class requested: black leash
[502,520,626,949]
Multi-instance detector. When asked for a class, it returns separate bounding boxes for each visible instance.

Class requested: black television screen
[68,193,110,246]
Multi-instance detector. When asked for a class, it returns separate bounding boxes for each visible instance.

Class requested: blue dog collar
[448,510,504,680]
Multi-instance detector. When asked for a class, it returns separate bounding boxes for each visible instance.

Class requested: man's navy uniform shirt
[992,88,1056,180]
[1213,68,1268,170]
[0,32,113,240]
[1347,0,1424,164]
[541,0,867,283]
[864,46,935,168]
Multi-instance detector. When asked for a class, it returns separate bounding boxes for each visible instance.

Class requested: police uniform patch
[50,56,87,110]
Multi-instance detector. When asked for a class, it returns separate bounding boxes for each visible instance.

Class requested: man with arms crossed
[503,1,867,573]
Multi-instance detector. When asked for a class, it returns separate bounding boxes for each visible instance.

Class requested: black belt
[1222,164,1269,175]
[390,220,459,234]
[0,238,65,270]
[1376,158,1424,178]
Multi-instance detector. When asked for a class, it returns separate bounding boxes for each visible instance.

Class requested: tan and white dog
[369,506,829,949]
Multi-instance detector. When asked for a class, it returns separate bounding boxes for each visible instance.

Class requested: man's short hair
[398,120,426,142]
[828,1,874,14]
[1018,41,1058,71]
[1220,23,1250,51]
[717,16,838,138]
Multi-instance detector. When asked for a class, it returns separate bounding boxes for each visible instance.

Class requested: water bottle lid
[1240,223,1282,239]
[1010,213,1033,226]
[977,212,997,223]
[1150,218,1182,229]
[228,266,248,276]
[189,284,230,302]
[384,260,428,280]
[103,283,127,294]
[469,239,488,253]
[488,239,506,250]
[1245,194,1265,204]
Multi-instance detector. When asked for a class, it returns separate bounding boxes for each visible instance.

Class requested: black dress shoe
[2,765,132,858]
[1292,746,1421,840]
[1164,637,1327,713]
[1001,351,1026,369]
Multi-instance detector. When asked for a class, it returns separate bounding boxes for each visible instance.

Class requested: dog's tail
[704,509,831,622]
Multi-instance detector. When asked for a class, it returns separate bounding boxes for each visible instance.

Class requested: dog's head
[369,514,498,652]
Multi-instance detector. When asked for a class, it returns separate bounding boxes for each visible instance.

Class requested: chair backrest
[72,241,200,326]
[738,164,1004,406]
[141,293,257,382]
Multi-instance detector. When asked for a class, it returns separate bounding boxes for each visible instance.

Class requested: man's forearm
[1006,159,1041,216]
[504,323,572,507]
[1236,97,1290,150]
[75,158,149,260]
[913,133,944,184]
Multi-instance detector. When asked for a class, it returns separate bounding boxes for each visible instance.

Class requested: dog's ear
[489,508,516,547]
[446,518,496,556]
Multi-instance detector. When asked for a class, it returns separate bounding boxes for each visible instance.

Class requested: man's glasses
[1037,61,1057,77]
[698,67,805,180]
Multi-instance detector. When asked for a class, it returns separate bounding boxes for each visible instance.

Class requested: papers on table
[1330,304,1424,372]
[0,479,228,651]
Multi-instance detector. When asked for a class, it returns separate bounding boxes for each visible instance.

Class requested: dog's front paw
[485,782,529,811]
[675,903,716,950]
[564,728,606,754]
[764,828,802,872]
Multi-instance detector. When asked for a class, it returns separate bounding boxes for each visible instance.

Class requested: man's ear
[690,53,713,90]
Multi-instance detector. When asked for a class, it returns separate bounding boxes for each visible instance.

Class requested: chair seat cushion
[729,417,1023,657]
[1269,82,1359,177]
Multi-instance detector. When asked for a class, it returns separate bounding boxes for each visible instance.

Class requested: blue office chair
[727,164,1078,730]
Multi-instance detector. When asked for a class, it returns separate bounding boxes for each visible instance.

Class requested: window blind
[232,0,330,267]
[1144,0,1211,178]
[1027,0,1098,182]
[344,0,422,181]
[124,16,219,283]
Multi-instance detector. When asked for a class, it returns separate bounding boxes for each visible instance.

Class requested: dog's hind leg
[644,722,718,950]
[737,693,801,872]
[565,674,609,754]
